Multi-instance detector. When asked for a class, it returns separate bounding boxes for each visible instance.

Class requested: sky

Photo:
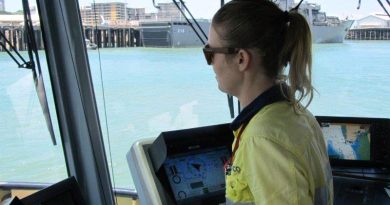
[3,0,386,20]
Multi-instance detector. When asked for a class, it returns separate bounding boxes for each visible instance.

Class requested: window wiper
[358,0,390,18]
[152,0,161,9]
[0,3,56,142]
[377,0,390,17]
[0,32,32,69]
[21,0,56,145]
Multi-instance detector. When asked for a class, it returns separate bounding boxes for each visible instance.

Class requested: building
[347,14,390,40]
[80,2,127,26]
[0,12,40,26]
[127,8,146,20]
[79,1,187,26]
[354,14,390,28]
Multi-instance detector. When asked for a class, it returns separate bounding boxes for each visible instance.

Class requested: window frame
[36,0,115,204]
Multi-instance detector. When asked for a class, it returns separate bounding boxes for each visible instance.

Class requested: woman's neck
[238,75,275,109]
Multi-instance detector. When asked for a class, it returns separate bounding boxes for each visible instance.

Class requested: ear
[236,49,251,72]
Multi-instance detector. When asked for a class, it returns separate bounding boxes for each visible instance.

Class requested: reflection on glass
[0,52,66,182]
[0,0,66,185]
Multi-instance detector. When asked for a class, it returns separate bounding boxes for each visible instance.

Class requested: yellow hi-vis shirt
[226,102,334,205]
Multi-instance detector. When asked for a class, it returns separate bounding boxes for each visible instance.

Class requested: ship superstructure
[138,0,353,47]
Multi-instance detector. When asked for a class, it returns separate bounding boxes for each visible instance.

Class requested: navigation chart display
[320,123,371,160]
[162,146,229,202]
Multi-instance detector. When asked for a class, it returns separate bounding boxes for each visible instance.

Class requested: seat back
[11,177,86,205]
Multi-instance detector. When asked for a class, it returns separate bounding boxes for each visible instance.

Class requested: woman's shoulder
[245,101,319,153]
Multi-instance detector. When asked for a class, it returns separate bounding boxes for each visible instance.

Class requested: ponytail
[280,9,314,110]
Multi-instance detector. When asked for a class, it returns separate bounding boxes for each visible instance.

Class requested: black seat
[10,177,86,205]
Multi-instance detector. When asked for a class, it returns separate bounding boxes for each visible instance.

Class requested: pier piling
[347,28,390,40]
[1,25,142,52]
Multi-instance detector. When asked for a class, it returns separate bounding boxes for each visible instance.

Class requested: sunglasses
[202,44,240,65]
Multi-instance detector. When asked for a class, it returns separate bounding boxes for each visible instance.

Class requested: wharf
[0,25,142,52]
[346,28,390,40]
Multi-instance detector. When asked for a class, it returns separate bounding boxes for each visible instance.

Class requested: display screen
[162,146,229,202]
[320,122,371,160]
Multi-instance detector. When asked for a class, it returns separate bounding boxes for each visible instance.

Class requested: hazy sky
[3,0,386,19]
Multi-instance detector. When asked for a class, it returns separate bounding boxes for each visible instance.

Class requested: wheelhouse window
[79,0,390,191]
[1,0,388,199]
[79,0,224,189]
[0,1,66,184]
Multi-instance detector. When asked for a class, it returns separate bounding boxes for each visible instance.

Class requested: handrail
[0,181,138,199]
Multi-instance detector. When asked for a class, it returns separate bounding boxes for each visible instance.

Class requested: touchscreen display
[162,146,229,202]
[320,122,371,160]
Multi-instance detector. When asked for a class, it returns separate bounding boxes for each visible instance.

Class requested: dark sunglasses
[202,44,240,65]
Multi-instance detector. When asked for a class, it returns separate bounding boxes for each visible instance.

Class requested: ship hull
[312,20,354,43]
[140,19,354,47]
[140,21,209,48]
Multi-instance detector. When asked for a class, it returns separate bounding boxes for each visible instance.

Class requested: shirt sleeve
[242,136,312,205]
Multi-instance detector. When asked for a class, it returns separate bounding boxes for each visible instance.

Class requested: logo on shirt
[226,165,241,175]
[232,165,241,173]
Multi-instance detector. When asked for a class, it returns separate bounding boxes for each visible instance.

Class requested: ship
[139,19,209,47]
[139,0,353,47]
[293,1,354,43]
[138,2,209,48]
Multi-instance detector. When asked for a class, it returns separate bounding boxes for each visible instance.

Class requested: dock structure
[346,14,390,40]
[0,26,44,52]
[1,25,142,52]
[346,28,390,40]
[84,26,141,48]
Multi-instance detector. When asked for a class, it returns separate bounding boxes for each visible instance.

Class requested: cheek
[213,65,236,93]
[212,55,226,77]
[212,62,226,83]
[212,65,221,77]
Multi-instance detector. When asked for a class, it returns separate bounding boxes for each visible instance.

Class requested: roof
[359,13,390,21]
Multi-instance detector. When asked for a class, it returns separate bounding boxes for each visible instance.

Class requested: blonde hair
[280,11,313,109]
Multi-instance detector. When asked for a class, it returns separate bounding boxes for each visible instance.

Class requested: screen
[162,146,229,202]
[320,122,371,160]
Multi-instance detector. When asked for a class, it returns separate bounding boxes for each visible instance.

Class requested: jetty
[0,24,142,52]
[346,14,390,40]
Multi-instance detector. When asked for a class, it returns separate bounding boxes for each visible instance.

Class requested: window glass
[87,42,230,189]
[311,42,390,118]
[79,0,225,189]
[82,0,390,190]
[0,2,66,183]
[2,0,388,193]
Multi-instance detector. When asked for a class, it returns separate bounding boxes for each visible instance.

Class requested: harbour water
[0,41,389,190]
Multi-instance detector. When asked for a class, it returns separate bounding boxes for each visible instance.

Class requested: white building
[0,13,40,26]
[353,14,390,29]
[347,14,390,40]
[80,2,127,26]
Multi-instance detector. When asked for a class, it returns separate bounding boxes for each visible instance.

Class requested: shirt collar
[230,84,289,131]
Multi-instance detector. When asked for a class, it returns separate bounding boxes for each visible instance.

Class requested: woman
[202,0,333,204]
